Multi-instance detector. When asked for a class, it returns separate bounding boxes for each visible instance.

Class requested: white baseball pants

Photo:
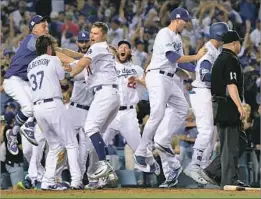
[135,71,188,158]
[3,76,33,117]
[103,108,141,152]
[189,88,216,168]
[33,98,81,187]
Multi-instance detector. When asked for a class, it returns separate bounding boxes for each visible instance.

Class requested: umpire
[201,31,249,188]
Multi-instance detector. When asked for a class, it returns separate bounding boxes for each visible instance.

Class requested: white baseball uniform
[83,41,120,138]
[103,61,143,152]
[189,41,220,168]
[27,54,81,188]
[135,27,189,164]
[66,61,98,180]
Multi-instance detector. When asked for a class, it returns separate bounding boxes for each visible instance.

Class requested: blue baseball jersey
[5,34,38,81]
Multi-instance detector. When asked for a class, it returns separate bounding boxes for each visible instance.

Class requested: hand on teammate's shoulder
[196,46,208,60]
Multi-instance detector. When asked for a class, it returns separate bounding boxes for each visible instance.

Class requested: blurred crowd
[0,0,260,189]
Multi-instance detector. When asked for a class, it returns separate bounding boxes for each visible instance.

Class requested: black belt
[33,98,54,105]
[70,102,90,111]
[147,70,175,78]
[119,105,134,110]
[93,84,118,95]
[192,86,210,89]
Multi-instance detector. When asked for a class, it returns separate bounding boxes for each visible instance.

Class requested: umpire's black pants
[204,124,247,188]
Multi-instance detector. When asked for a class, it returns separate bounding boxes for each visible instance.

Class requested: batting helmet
[209,22,229,41]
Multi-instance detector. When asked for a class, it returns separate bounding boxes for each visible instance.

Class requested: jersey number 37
[30,71,44,91]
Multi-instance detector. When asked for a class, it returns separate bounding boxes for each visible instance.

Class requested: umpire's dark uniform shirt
[207,47,246,188]
[211,48,243,125]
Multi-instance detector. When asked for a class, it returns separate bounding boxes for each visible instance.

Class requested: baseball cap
[118,40,131,49]
[170,7,193,22]
[4,102,16,109]
[29,15,50,31]
[78,31,90,41]
[4,111,15,125]
[222,30,243,44]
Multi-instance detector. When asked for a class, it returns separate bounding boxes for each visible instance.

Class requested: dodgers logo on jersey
[166,42,182,53]
[117,68,137,78]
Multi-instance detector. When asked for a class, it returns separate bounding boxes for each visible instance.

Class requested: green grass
[1,189,260,198]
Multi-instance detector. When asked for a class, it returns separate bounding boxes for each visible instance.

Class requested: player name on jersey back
[27,54,65,102]
[147,27,184,73]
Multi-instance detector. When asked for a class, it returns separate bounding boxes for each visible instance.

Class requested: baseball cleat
[34,181,42,190]
[85,181,103,190]
[184,165,208,185]
[18,175,33,189]
[20,123,38,146]
[158,179,178,188]
[150,161,161,176]
[100,171,119,188]
[201,169,220,186]
[154,142,175,156]
[89,160,113,180]
[6,129,19,155]
[41,182,69,190]
[71,183,84,190]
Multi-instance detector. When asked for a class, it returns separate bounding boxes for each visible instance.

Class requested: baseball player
[3,15,49,155]
[133,7,206,183]
[184,22,229,184]
[102,40,160,175]
[68,22,120,180]
[27,35,81,190]
[3,15,75,155]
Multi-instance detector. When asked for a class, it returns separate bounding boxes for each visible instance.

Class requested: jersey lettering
[230,72,237,80]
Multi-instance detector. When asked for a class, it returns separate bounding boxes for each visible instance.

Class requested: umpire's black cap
[118,40,131,49]
[222,30,243,44]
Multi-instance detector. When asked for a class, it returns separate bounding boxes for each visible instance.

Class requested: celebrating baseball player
[67,22,120,181]
[133,7,207,184]
[3,15,49,155]
[27,35,82,190]
[102,40,160,175]
[184,22,229,184]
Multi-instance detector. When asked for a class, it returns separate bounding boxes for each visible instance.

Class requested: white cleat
[184,165,208,185]
[89,160,113,180]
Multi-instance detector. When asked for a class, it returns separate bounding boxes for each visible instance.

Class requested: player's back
[27,55,64,102]
[192,41,221,88]
[147,27,183,73]
[115,61,143,106]
[5,34,38,81]
[85,41,117,88]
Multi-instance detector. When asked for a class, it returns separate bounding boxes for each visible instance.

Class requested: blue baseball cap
[29,15,50,31]
[4,111,15,125]
[78,31,90,41]
[118,40,131,48]
[170,8,193,22]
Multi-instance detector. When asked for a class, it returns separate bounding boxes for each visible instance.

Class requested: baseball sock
[13,110,29,135]
[89,133,106,160]
[191,149,203,167]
